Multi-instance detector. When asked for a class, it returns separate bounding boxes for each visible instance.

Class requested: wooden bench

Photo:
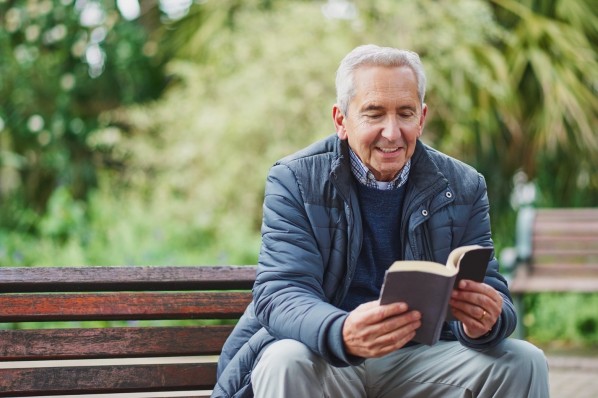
[502,207,598,336]
[0,265,256,397]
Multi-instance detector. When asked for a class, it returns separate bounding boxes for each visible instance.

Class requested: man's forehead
[351,66,419,102]
[353,66,417,90]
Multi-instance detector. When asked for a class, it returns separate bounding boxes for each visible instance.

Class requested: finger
[374,329,418,357]
[458,282,504,310]
[452,301,500,330]
[344,304,414,345]
[379,310,421,335]
[344,308,422,358]
[351,301,407,326]
[451,307,491,338]
[359,309,421,344]
[366,313,421,356]
[451,295,495,318]
[452,287,502,315]
[458,280,496,296]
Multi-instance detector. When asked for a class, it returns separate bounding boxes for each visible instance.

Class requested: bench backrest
[531,208,598,269]
[0,266,256,397]
[511,208,598,292]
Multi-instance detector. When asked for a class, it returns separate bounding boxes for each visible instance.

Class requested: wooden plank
[510,275,598,293]
[0,266,256,293]
[0,292,252,322]
[524,264,598,276]
[533,236,598,251]
[536,207,598,220]
[510,261,598,292]
[535,208,598,220]
[533,248,598,256]
[532,221,598,236]
[533,252,598,265]
[0,326,234,361]
[0,363,217,396]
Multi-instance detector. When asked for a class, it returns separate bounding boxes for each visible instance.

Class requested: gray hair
[335,44,427,114]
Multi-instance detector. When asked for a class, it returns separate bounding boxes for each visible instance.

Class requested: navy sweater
[341,183,406,311]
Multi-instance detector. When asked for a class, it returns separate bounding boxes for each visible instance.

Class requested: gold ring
[479,310,487,322]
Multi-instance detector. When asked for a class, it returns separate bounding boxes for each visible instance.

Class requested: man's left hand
[449,280,503,339]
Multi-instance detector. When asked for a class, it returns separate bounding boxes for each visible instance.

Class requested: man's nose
[381,116,401,140]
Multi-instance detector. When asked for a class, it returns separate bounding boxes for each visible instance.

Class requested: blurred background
[1,0,597,349]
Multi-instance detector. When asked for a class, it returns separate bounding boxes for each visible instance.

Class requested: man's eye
[365,114,382,119]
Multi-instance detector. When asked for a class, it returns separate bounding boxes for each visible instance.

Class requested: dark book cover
[379,246,493,345]
[380,270,453,345]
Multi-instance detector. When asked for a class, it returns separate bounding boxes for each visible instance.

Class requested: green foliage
[490,0,598,210]
[0,0,165,218]
[100,1,357,254]
[0,177,259,266]
[523,293,598,348]
[38,186,86,241]
[1,0,597,346]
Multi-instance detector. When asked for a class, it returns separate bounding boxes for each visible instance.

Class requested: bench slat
[532,223,598,236]
[510,275,598,293]
[0,326,234,360]
[0,266,256,293]
[0,292,252,322]
[0,363,217,397]
[533,236,598,251]
[519,264,598,277]
[533,208,598,220]
[533,252,598,265]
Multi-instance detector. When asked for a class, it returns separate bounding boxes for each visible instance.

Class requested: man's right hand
[342,301,421,358]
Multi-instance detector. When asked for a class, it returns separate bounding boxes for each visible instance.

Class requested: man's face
[333,65,427,182]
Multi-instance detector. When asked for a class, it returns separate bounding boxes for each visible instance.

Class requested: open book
[379,245,493,346]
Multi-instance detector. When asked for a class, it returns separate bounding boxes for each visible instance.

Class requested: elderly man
[213,44,549,398]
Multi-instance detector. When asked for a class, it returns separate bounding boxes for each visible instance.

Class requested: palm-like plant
[111,0,598,256]
[492,0,598,207]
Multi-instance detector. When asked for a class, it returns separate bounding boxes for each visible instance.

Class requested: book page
[387,260,457,277]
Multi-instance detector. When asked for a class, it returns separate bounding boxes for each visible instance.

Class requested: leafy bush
[523,293,598,348]
[0,0,165,218]
[0,179,260,267]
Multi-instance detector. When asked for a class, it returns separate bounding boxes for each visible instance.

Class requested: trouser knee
[503,338,547,369]
[252,339,319,379]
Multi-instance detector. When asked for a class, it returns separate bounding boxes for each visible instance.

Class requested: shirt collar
[349,148,411,190]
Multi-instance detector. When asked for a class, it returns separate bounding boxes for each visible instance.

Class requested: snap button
[422,209,428,216]
[446,191,452,198]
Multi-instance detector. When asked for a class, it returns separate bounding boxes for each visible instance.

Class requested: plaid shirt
[349,148,411,190]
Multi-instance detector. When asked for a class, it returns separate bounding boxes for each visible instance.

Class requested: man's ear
[418,103,428,137]
[332,105,348,140]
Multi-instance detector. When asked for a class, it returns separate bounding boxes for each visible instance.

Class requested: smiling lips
[377,146,402,154]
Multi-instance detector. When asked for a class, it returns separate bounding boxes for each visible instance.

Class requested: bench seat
[0,265,256,397]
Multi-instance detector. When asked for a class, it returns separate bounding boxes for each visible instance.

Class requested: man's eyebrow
[361,104,417,112]
[361,104,385,112]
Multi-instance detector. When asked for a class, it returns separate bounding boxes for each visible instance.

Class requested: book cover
[379,245,493,345]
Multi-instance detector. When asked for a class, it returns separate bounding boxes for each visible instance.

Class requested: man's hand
[449,280,503,339]
[342,301,421,358]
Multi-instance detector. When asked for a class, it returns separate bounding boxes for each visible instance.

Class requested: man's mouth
[378,147,400,153]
